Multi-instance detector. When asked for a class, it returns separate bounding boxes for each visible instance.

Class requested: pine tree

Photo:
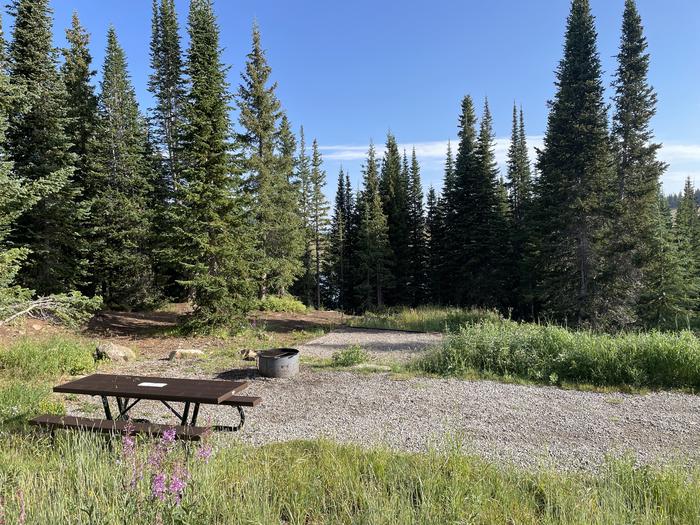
[294,126,314,306]
[673,178,700,323]
[445,95,481,305]
[6,0,84,294]
[638,194,693,329]
[237,23,302,298]
[309,139,330,308]
[506,105,534,315]
[379,132,408,304]
[534,0,615,326]
[355,143,393,310]
[88,28,156,309]
[148,0,185,188]
[606,0,668,328]
[172,0,254,325]
[474,99,510,307]
[425,186,442,303]
[406,148,427,305]
[61,12,97,200]
[326,168,349,309]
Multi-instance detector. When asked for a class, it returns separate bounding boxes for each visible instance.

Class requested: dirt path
[296,326,443,362]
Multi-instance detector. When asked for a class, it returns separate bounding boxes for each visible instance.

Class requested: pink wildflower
[152,472,167,502]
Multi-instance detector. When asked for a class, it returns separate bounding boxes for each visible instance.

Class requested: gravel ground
[66,361,700,471]
[296,326,443,362]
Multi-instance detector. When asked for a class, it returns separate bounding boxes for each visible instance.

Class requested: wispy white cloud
[320,138,700,193]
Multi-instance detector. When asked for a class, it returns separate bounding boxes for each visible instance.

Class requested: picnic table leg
[180,401,191,426]
[189,403,200,427]
[100,396,113,420]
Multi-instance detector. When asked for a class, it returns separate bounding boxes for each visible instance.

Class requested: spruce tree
[379,132,409,304]
[406,148,427,305]
[638,194,692,329]
[425,186,442,303]
[237,23,302,298]
[606,0,668,327]
[326,168,349,309]
[534,0,615,326]
[148,0,185,187]
[88,28,156,309]
[173,0,254,325]
[506,105,534,315]
[355,143,393,310]
[673,178,700,323]
[61,12,97,200]
[294,126,314,306]
[6,0,84,294]
[309,139,330,308]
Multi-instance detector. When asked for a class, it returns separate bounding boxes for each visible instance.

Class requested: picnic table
[30,374,262,441]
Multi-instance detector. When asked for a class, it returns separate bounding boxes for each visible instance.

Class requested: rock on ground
[168,349,205,360]
[95,342,136,362]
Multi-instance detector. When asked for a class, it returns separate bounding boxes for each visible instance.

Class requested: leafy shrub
[0,336,95,380]
[332,345,369,367]
[255,295,307,313]
[351,306,503,333]
[0,381,64,427]
[417,320,700,390]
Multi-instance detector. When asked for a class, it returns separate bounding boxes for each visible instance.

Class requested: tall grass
[351,306,503,332]
[418,320,700,389]
[0,336,95,380]
[0,434,698,524]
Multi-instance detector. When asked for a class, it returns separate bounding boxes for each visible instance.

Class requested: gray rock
[169,349,205,360]
[95,342,136,362]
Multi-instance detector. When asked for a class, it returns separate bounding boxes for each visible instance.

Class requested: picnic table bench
[30,373,262,441]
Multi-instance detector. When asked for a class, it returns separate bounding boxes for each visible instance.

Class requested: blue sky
[17,0,700,195]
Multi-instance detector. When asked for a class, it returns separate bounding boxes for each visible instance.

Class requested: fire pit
[257,348,300,378]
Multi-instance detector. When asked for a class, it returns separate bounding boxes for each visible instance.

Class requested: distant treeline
[0,0,698,331]
[668,189,700,209]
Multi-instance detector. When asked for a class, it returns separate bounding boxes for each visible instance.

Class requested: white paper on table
[138,382,167,388]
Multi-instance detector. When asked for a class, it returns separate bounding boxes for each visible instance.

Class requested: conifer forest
[0,0,698,332]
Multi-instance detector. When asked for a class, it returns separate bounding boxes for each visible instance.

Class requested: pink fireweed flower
[152,472,167,502]
[168,473,187,505]
[162,428,177,446]
[196,444,213,463]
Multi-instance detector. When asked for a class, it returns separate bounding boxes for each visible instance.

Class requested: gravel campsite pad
[296,326,443,362]
[66,327,700,471]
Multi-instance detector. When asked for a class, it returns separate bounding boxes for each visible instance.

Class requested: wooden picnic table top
[54,373,249,404]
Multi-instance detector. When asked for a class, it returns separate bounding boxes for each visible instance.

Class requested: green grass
[0,434,698,524]
[254,294,307,313]
[350,306,503,332]
[417,320,700,390]
[332,345,370,367]
[0,336,95,380]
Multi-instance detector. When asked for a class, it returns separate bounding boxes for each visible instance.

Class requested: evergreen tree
[294,126,314,306]
[88,28,156,309]
[638,194,693,329]
[237,23,302,298]
[445,95,481,305]
[606,0,668,327]
[425,186,442,303]
[355,143,393,310]
[673,178,700,322]
[148,0,185,188]
[506,105,534,315]
[309,140,330,308]
[61,12,97,200]
[379,132,409,304]
[474,100,510,307]
[171,0,254,325]
[6,0,84,294]
[406,147,427,305]
[534,0,615,326]
[326,168,349,309]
